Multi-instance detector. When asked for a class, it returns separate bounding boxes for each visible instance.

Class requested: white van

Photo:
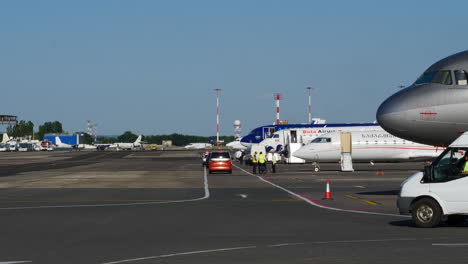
[398,133,468,227]
[7,142,18,151]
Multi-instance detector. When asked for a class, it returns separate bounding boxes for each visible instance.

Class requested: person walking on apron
[251,152,258,174]
[258,152,266,174]
[271,154,277,173]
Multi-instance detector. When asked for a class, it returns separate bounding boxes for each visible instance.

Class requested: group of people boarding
[250,151,277,175]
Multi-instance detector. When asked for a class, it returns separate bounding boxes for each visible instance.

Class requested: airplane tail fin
[55,136,62,145]
[135,135,142,144]
[2,133,9,143]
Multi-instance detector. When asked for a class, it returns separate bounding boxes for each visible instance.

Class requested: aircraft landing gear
[312,161,320,172]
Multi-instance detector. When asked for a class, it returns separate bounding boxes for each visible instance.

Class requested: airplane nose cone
[376,92,409,135]
[292,146,308,160]
[240,136,252,147]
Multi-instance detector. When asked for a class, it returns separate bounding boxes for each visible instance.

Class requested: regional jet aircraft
[108,135,143,150]
[377,50,468,146]
[241,123,377,148]
[293,131,443,162]
[260,125,381,153]
[184,143,213,149]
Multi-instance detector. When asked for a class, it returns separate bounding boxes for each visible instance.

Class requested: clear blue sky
[1,0,467,136]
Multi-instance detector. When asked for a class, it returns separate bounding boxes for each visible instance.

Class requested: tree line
[98,131,236,146]
[7,121,64,139]
[6,120,236,146]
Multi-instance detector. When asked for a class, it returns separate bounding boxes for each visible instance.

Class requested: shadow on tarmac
[389,220,415,227]
[357,190,399,195]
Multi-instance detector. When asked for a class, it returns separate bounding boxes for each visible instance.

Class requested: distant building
[43,133,85,145]
[162,140,172,147]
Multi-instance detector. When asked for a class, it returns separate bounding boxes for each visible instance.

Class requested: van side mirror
[423,165,432,183]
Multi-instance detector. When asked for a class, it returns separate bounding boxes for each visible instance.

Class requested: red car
[207,151,232,174]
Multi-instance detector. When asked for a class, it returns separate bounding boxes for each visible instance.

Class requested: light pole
[214,88,221,148]
[306,87,317,123]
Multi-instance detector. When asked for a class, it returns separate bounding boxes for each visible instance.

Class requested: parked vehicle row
[0,140,54,152]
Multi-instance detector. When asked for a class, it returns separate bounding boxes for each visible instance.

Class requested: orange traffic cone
[322,179,333,200]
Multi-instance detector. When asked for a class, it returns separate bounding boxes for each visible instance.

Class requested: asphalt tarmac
[0,150,467,264]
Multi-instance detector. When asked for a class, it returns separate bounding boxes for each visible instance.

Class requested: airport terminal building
[43,133,85,145]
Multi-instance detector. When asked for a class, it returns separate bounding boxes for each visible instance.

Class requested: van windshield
[432,148,466,182]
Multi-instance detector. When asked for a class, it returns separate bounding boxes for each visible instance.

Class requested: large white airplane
[226,139,247,150]
[108,135,143,150]
[184,143,213,149]
[260,125,382,153]
[76,143,97,150]
[293,131,443,162]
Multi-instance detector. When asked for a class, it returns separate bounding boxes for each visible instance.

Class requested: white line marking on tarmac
[0,261,32,264]
[354,185,366,188]
[267,243,305,247]
[237,194,248,198]
[233,164,409,218]
[101,237,434,263]
[314,238,417,244]
[432,243,468,246]
[100,246,257,264]
[0,168,210,210]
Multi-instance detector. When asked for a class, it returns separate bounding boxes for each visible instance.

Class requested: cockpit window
[273,134,279,138]
[455,70,468,85]
[432,71,452,85]
[414,71,452,85]
[311,137,331,143]
[248,130,261,136]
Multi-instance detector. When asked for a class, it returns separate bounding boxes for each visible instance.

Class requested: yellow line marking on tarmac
[289,178,304,182]
[345,195,380,206]
[272,199,304,202]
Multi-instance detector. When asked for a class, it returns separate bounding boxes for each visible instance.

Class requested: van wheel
[447,215,466,226]
[411,198,442,228]
[314,167,320,172]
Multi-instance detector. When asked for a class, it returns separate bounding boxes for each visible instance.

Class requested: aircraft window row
[311,137,331,143]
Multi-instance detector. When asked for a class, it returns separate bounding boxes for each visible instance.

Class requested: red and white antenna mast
[215,88,221,148]
[274,93,282,124]
[93,123,98,142]
[87,120,92,136]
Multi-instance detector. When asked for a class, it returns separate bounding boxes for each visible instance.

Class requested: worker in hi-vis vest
[258,152,266,174]
[461,153,468,174]
[251,152,258,174]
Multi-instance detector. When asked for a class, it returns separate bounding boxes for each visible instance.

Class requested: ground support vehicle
[398,132,468,227]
